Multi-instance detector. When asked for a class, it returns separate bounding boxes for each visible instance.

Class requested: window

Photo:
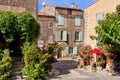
[48,21,54,28]
[48,35,54,42]
[75,32,79,41]
[67,9,72,15]
[75,15,81,26]
[58,30,67,41]
[69,47,73,54]
[58,14,64,25]
[66,47,77,55]
[96,13,104,25]
[72,31,83,41]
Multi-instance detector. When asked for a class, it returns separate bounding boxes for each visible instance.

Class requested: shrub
[0,55,12,79]
[22,42,51,80]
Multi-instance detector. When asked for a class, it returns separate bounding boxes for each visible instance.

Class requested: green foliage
[17,12,40,42]
[91,5,120,53]
[47,42,63,55]
[22,42,51,80]
[0,56,12,79]
[79,45,92,59]
[0,11,40,50]
[0,49,3,60]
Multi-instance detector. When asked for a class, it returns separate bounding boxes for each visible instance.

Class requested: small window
[48,21,54,28]
[67,9,72,15]
[96,13,104,25]
[48,35,54,42]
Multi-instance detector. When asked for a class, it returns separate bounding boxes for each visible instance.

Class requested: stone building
[84,0,120,46]
[38,3,84,57]
[0,0,38,18]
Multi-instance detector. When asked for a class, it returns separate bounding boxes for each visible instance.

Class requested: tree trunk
[106,55,114,70]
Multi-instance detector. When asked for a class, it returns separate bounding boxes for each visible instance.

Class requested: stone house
[84,0,120,47]
[38,3,84,57]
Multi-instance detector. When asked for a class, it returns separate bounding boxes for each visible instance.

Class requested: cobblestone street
[46,59,120,80]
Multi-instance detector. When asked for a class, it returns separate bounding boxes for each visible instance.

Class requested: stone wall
[0,0,38,18]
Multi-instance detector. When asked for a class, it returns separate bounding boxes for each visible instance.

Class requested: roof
[38,11,55,17]
[55,6,83,12]
[84,0,99,10]
[43,4,83,12]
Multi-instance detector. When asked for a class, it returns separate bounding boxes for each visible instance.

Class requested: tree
[91,5,120,54]
[0,11,40,53]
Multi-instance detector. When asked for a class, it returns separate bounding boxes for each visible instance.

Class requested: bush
[0,55,12,79]
[22,42,51,80]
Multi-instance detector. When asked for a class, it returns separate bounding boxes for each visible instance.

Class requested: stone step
[12,67,23,72]
[12,70,22,75]
[13,61,24,65]
[12,64,24,68]
[11,75,22,79]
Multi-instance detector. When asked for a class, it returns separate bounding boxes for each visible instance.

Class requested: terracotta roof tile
[38,11,55,17]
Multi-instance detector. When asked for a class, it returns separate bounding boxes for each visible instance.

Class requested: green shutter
[75,16,80,26]
[58,14,64,25]
[58,31,61,41]
[79,31,83,41]
[63,31,67,41]
[73,47,77,54]
[72,31,75,41]
[66,47,69,55]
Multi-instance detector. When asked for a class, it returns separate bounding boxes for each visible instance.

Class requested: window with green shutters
[58,14,64,25]
[58,30,67,41]
[72,31,83,41]
[75,15,80,26]
[66,47,77,55]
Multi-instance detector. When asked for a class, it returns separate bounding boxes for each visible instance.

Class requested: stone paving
[46,59,120,80]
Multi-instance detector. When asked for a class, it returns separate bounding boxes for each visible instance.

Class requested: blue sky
[38,0,96,11]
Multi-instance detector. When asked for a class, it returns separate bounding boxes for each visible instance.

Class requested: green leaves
[91,5,120,53]
[0,11,40,50]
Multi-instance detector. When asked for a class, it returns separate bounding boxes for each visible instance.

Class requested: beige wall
[84,0,120,46]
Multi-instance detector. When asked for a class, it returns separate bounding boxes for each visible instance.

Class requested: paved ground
[46,59,120,80]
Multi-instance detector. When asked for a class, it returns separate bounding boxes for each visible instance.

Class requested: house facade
[0,0,38,19]
[84,0,120,47]
[38,4,84,57]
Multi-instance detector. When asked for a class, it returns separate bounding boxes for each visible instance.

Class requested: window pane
[75,32,79,40]
[69,47,73,54]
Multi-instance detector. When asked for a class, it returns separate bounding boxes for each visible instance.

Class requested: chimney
[71,3,77,9]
